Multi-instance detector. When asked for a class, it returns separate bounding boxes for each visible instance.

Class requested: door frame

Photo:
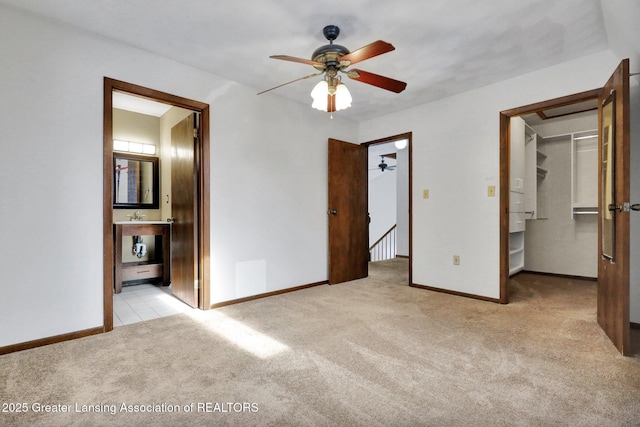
[499,89,600,303]
[362,132,413,285]
[103,77,210,331]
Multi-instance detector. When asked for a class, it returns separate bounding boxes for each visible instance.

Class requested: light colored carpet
[1,259,639,426]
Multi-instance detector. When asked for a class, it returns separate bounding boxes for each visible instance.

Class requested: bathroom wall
[112,108,162,263]
[112,108,162,223]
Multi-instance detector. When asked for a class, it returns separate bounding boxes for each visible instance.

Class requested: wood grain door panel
[171,114,198,308]
[597,59,630,355]
[328,138,368,284]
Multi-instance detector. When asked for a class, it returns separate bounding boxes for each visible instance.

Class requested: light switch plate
[487,185,495,197]
[453,255,460,265]
[423,189,429,199]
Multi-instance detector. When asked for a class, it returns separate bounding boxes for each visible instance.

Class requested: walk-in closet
[509,105,598,278]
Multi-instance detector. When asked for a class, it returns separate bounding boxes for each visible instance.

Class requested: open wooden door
[328,138,369,284]
[171,113,199,307]
[598,59,630,355]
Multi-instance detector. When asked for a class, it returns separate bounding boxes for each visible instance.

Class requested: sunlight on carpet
[187,309,290,359]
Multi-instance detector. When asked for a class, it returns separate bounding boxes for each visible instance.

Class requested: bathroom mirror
[601,91,615,260]
[113,153,159,209]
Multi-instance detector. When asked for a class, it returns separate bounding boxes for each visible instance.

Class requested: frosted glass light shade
[334,83,352,111]
[394,139,408,150]
[311,80,329,111]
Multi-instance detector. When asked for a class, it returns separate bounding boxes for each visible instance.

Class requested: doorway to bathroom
[102,77,211,331]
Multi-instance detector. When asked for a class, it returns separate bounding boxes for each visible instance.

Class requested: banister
[369,224,397,250]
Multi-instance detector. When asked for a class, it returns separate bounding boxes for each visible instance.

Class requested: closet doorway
[507,101,599,279]
[103,78,211,331]
[499,59,632,356]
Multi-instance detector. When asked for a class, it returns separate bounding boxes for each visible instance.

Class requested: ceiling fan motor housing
[312,25,350,71]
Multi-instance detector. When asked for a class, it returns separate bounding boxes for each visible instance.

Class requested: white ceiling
[112,92,172,117]
[2,0,638,122]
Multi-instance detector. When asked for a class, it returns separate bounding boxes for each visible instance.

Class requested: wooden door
[597,59,630,355]
[328,138,369,284]
[171,114,198,307]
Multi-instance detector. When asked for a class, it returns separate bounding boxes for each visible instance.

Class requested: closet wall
[521,111,599,278]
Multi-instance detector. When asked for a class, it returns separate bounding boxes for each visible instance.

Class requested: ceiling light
[310,79,352,113]
[394,139,408,150]
[114,139,156,155]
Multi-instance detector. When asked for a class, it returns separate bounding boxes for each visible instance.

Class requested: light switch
[423,189,429,199]
[487,185,495,197]
[453,255,460,265]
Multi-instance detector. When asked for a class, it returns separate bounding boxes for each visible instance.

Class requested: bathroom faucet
[127,210,146,221]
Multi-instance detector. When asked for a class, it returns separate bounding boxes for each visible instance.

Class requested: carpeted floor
[1,259,639,426]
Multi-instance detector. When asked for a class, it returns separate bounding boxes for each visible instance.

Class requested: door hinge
[193,128,198,139]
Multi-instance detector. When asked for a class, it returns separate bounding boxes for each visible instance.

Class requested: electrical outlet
[453,255,460,265]
[487,185,495,197]
[423,189,429,199]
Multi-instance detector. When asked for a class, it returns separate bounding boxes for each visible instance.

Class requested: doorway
[103,78,211,332]
[499,89,601,303]
[365,135,411,284]
[327,132,412,285]
[499,60,632,355]
[508,102,599,279]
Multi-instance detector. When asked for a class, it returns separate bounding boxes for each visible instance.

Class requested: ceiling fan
[258,25,407,112]
[370,155,397,172]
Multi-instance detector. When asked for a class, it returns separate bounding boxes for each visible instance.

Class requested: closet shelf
[572,206,598,215]
[509,247,524,256]
[536,166,547,178]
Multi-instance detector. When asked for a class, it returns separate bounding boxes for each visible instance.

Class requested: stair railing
[369,224,397,262]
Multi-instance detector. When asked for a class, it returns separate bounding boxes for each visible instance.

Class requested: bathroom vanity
[113,222,171,294]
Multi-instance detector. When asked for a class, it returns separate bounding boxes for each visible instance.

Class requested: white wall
[359,50,620,299]
[0,6,357,347]
[369,170,397,244]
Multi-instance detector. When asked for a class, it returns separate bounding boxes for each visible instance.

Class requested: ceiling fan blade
[347,69,407,93]
[257,73,322,95]
[270,55,325,68]
[340,40,395,66]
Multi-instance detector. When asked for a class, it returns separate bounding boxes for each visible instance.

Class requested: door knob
[328,209,337,215]
[608,204,622,212]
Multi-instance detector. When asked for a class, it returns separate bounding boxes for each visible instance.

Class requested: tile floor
[113,283,193,327]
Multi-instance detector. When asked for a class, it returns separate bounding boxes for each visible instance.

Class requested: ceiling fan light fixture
[310,79,352,112]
